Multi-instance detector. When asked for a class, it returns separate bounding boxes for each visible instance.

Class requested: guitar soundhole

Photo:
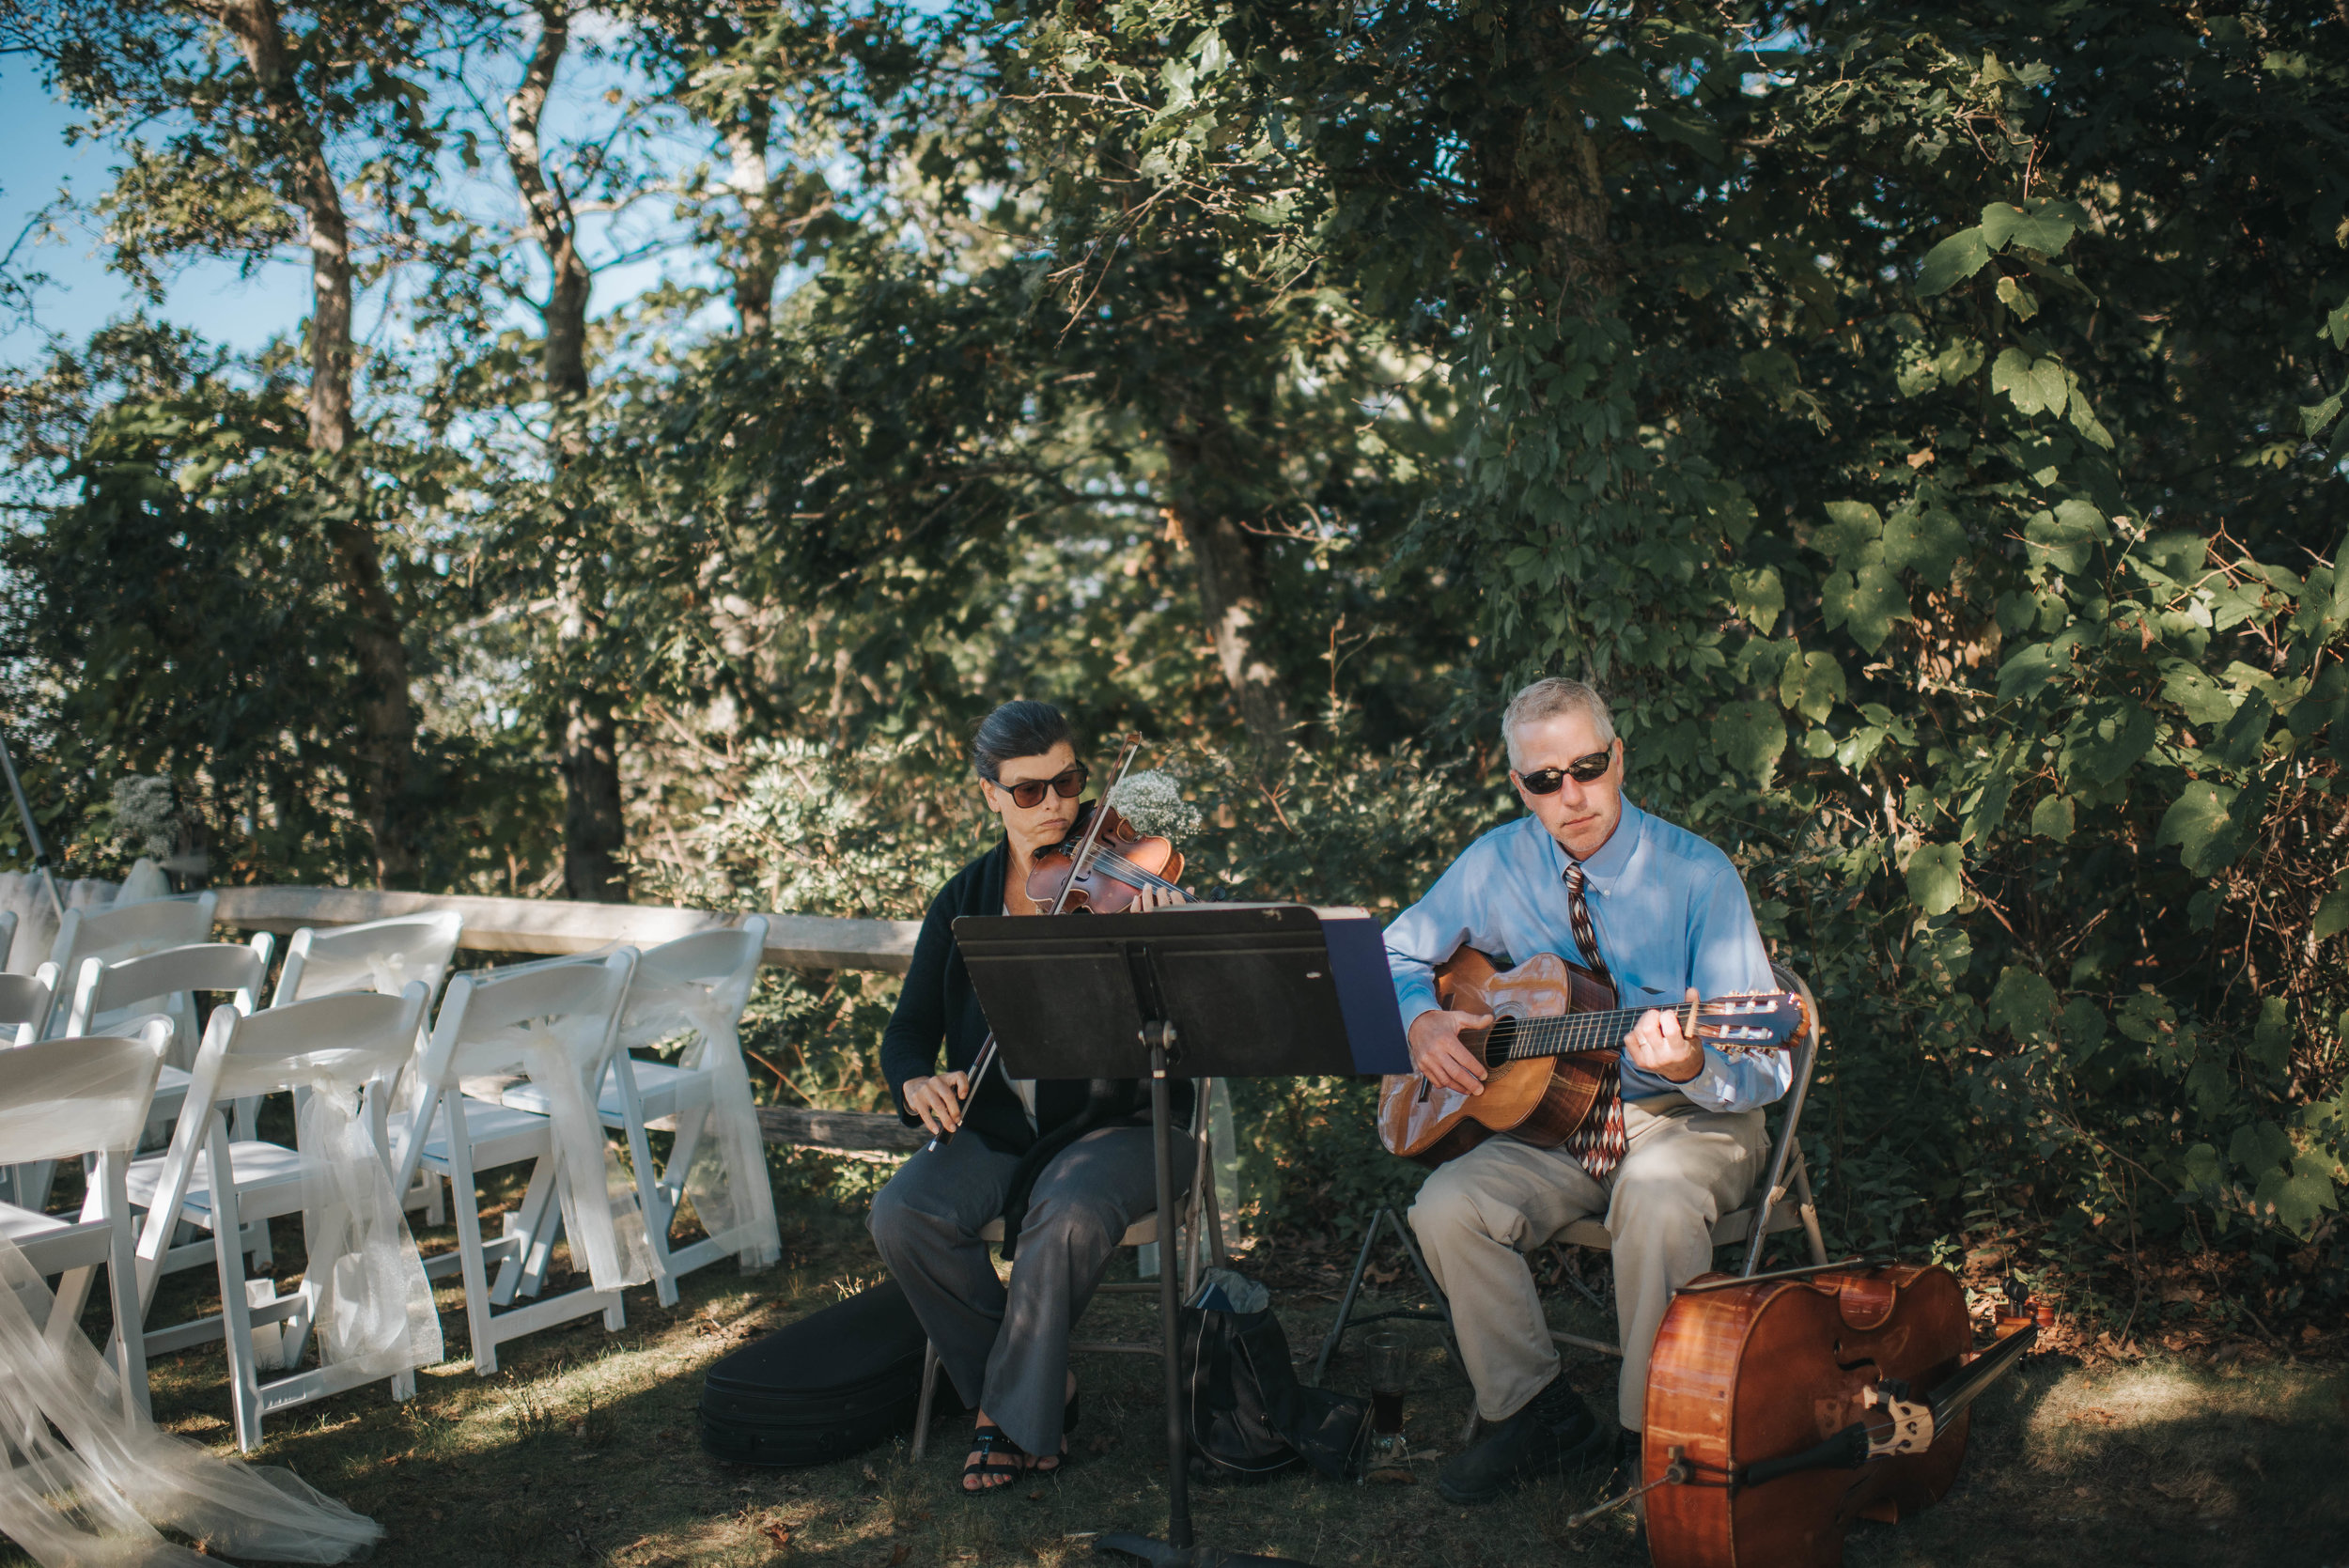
[1483,1016,1519,1066]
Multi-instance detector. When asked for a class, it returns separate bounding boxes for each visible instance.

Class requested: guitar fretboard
[1474,1008,1658,1063]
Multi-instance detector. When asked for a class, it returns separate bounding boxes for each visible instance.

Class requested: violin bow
[931,733,1148,1149]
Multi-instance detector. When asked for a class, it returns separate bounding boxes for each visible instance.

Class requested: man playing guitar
[1386,677,1790,1504]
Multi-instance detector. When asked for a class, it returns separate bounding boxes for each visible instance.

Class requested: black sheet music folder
[951,902,1410,1080]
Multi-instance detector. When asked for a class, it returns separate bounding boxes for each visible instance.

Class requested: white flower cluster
[1106,769,1201,842]
[110,776,179,859]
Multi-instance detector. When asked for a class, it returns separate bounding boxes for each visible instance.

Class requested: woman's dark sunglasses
[997,764,1089,810]
[1515,747,1613,794]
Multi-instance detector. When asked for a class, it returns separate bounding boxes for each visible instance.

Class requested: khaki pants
[1408,1098,1766,1433]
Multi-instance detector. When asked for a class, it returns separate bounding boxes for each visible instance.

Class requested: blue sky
[0,39,719,373]
[0,67,315,361]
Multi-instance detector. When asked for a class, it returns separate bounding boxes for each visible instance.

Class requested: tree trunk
[556,686,626,903]
[217,0,419,886]
[1163,430,1291,753]
[505,0,626,901]
[1474,8,1616,300]
[725,95,780,334]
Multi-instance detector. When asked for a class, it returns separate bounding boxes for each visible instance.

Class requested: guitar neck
[1475,1007,1657,1063]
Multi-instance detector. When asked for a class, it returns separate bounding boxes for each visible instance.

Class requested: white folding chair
[0,1017,173,1421]
[498,920,778,1305]
[272,910,465,1223]
[122,986,438,1451]
[8,938,272,1220]
[43,892,218,1043]
[907,1082,1228,1459]
[388,952,647,1374]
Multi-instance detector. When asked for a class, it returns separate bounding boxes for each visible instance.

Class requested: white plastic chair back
[68,938,272,1070]
[44,893,218,1041]
[397,951,651,1292]
[0,1020,168,1167]
[272,911,463,1007]
[0,964,57,1047]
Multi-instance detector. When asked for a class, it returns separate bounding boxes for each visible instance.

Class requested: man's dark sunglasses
[1515,747,1614,794]
[996,764,1089,810]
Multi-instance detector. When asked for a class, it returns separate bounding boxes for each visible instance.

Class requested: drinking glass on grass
[1361,1331,1410,1473]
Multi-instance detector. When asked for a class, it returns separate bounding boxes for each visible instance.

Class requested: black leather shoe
[1436,1378,1612,1504]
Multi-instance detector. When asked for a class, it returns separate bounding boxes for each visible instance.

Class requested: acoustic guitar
[1376,949,1809,1167]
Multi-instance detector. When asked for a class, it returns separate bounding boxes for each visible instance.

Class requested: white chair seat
[389,1098,552,1175]
[0,1201,71,1244]
[499,1059,698,1126]
[127,1141,308,1224]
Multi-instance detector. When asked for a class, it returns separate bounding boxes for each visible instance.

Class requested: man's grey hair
[1502,677,1616,768]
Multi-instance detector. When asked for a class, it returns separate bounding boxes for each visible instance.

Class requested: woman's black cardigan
[880,838,1194,1248]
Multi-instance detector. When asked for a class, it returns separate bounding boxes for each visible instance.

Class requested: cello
[1619,1260,2037,1567]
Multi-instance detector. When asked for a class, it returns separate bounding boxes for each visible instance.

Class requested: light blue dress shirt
[1384,803,1791,1111]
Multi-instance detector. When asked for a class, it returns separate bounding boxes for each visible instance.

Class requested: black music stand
[954,903,1409,1568]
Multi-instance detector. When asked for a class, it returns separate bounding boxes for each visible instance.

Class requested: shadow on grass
[8,1184,2346,1568]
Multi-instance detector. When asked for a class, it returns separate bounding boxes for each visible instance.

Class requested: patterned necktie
[1559,861,1629,1181]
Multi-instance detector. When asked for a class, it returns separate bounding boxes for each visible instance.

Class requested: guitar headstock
[1690,991,1810,1057]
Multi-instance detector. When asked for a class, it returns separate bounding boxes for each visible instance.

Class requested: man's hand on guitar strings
[904,1070,972,1136]
[1624,987,1705,1083]
[1408,1008,1495,1095]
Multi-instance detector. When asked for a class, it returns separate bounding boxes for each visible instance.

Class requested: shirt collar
[1563,802,1645,895]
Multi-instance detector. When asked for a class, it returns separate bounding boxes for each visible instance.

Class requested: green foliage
[4,0,2345,1285]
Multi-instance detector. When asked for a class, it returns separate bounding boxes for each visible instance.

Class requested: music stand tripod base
[1095,1534,1312,1568]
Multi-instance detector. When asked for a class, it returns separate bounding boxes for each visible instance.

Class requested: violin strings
[1070,842,1191,899]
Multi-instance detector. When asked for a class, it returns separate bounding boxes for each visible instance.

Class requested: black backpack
[1180,1270,1368,1483]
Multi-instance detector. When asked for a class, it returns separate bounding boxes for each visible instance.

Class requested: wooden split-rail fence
[212,885,931,1157]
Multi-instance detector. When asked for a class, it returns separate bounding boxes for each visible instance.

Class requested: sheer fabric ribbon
[469,1015,655,1290]
[205,1044,444,1382]
[0,1041,381,1564]
[619,959,780,1272]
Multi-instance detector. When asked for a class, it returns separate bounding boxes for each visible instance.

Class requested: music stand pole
[0,726,64,924]
[1144,1017,1191,1551]
[957,902,1410,1568]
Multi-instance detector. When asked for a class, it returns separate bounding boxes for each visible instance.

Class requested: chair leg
[445,1134,500,1376]
[102,1156,151,1421]
[622,1104,680,1309]
[1313,1208,1392,1386]
[911,1340,941,1461]
[206,1122,264,1453]
[493,1157,561,1305]
[1790,1150,1828,1266]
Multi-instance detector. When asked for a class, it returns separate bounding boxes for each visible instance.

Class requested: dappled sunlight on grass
[6,1188,2344,1568]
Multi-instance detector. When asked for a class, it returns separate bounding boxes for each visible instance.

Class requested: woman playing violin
[869,700,1194,1494]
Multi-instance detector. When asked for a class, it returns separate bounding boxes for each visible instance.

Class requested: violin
[1026,800,1195,912]
[1633,1261,2037,1568]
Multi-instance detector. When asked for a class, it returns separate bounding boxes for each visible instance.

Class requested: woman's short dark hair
[972,700,1073,782]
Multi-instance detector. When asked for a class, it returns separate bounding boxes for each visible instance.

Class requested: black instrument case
[697,1279,963,1467]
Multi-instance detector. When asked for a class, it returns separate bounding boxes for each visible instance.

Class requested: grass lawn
[10,1188,2347,1568]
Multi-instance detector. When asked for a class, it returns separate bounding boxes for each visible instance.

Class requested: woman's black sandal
[962,1425,1028,1493]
